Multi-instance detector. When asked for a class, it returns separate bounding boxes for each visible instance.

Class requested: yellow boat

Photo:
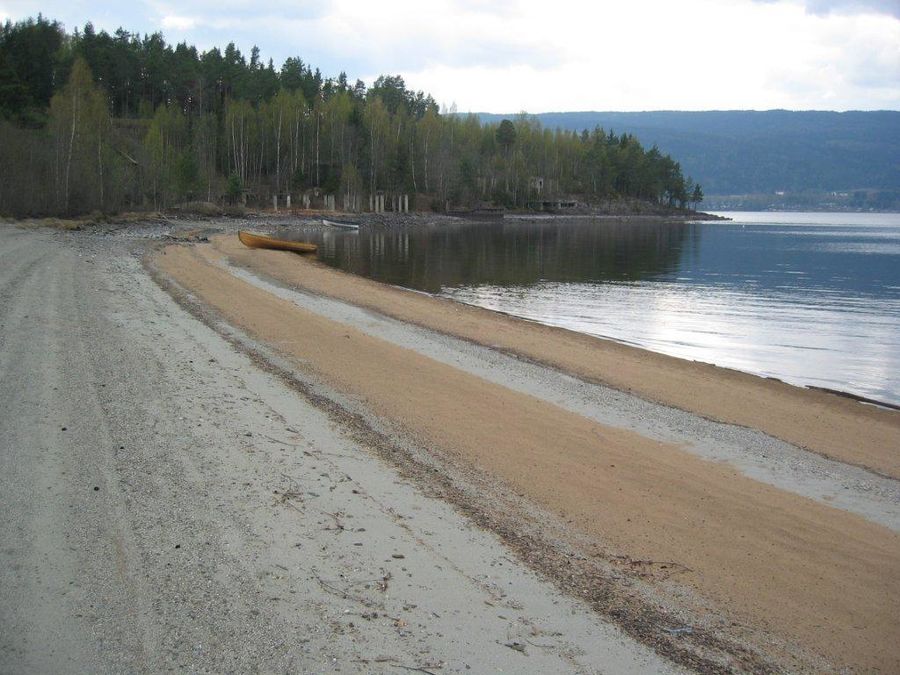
[238,230,317,254]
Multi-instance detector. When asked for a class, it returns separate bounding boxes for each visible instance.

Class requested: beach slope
[151,234,900,672]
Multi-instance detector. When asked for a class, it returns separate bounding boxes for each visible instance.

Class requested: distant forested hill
[476,111,900,196]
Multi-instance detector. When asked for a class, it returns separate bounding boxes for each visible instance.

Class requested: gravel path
[0,223,679,673]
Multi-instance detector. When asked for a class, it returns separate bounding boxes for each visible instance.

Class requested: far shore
[4,203,725,232]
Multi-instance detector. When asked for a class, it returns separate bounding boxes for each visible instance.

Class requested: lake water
[308,212,900,406]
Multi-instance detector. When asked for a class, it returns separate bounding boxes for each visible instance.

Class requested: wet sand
[153,235,900,672]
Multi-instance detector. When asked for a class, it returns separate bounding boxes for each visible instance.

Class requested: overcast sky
[2,0,898,112]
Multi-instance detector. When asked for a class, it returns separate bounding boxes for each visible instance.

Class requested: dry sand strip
[155,241,900,672]
[210,234,900,480]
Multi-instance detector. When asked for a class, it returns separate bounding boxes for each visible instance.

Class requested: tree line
[0,15,701,217]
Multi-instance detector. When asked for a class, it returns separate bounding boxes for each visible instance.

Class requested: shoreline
[5,205,722,233]
[22,209,894,409]
[205,232,900,479]
[442,291,900,413]
[247,211,897,410]
[152,232,899,671]
[807,385,900,412]
[175,244,900,530]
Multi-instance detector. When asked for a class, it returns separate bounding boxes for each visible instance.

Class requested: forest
[0,15,699,217]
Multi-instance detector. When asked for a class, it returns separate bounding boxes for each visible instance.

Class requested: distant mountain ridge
[473,110,900,197]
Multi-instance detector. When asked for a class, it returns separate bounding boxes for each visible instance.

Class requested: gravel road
[0,223,678,673]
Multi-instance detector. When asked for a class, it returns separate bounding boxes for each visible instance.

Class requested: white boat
[322,219,360,230]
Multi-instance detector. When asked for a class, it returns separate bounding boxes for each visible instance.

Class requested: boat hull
[238,230,317,253]
[322,219,360,230]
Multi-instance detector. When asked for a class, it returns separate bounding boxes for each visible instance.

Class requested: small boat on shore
[238,230,317,253]
[322,218,360,230]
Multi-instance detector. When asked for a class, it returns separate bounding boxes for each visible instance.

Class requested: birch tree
[49,57,111,214]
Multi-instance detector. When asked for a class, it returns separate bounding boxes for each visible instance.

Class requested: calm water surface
[307,212,900,405]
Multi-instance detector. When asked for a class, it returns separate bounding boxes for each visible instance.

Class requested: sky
[1,0,898,112]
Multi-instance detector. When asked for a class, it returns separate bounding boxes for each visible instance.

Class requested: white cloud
[2,0,898,111]
[756,0,900,18]
[396,0,900,111]
[160,14,196,30]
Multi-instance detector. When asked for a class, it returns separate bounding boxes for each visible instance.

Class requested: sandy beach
[3,220,898,673]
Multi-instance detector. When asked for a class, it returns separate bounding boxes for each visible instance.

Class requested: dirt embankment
[154,237,900,672]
